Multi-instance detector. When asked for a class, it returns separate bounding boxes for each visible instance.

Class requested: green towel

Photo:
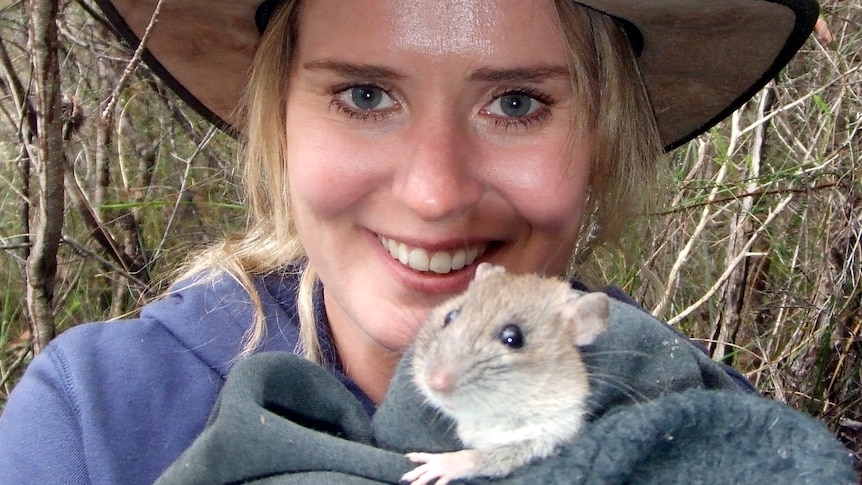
[156,298,857,484]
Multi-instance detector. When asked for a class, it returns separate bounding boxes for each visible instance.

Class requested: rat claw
[402,453,448,485]
[402,451,476,485]
[400,466,439,485]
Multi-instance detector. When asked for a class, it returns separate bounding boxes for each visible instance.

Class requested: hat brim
[93,0,818,150]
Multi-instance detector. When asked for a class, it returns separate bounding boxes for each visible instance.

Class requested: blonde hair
[553,3,663,262]
[178,0,662,363]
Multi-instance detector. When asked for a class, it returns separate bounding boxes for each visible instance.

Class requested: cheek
[286,120,392,217]
[489,138,593,232]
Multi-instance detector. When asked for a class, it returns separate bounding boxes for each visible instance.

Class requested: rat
[401,263,609,485]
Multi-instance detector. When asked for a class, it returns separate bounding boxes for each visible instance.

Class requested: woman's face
[285,0,593,354]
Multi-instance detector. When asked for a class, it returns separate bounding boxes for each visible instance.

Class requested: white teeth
[429,251,452,274]
[397,243,409,265]
[409,248,430,271]
[379,236,486,274]
[450,250,466,271]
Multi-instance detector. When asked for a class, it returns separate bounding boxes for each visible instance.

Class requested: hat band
[612,17,643,56]
[255,0,283,34]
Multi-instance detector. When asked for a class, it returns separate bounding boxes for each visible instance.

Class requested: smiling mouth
[378,235,487,274]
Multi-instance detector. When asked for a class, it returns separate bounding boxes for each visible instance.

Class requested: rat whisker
[587,372,651,405]
[582,349,657,360]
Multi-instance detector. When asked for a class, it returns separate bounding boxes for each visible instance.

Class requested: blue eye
[498,94,533,117]
[487,93,543,118]
[499,324,524,348]
[343,85,395,111]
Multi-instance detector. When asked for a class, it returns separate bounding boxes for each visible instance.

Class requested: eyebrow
[466,65,571,83]
[303,60,569,83]
[303,60,406,80]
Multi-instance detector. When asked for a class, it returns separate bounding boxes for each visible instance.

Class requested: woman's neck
[318,295,402,404]
[341,342,401,404]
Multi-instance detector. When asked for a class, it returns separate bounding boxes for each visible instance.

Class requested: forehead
[294,0,568,64]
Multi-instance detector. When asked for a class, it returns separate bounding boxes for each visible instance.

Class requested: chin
[385,317,428,353]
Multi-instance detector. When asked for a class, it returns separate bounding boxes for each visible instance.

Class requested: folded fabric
[156,299,858,484]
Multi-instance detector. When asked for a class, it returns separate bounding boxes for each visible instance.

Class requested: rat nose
[392,116,484,222]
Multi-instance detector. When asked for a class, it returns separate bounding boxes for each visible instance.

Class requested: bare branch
[99,0,165,122]
[24,0,66,353]
[667,194,795,326]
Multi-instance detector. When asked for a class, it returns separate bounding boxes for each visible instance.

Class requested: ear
[561,291,609,347]
[473,262,506,282]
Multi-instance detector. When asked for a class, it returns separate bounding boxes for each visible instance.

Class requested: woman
[0,1,829,484]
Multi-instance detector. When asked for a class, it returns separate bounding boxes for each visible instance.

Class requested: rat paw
[401,450,479,485]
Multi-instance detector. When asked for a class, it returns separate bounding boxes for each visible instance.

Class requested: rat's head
[411,264,609,421]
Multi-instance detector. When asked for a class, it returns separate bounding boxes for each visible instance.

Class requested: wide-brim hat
[93,0,819,151]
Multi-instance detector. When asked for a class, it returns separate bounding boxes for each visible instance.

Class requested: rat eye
[499,324,524,349]
[443,309,460,327]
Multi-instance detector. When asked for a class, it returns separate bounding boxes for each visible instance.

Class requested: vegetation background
[1,0,859,476]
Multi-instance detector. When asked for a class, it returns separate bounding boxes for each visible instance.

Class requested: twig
[0,242,31,251]
[61,236,152,292]
[739,64,862,137]
[63,159,131,272]
[0,342,33,392]
[74,0,115,34]
[152,126,218,262]
[99,0,165,122]
[667,194,796,325]
[656,182,840,216]
[651,142,730,318]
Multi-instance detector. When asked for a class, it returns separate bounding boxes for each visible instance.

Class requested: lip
[369,231,495,294]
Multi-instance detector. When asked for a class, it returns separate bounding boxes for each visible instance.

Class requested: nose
[392,115,484,222]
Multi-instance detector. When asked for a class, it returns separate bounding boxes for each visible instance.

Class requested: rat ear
[473,262,506,282]
[562,291,609,347]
